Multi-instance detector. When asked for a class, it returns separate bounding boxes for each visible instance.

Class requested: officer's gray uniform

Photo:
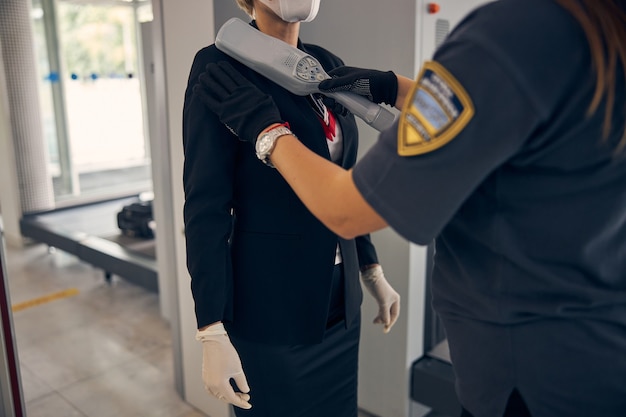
[353,0,626,416]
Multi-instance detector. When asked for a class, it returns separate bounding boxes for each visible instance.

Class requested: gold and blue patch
[398,61,474,156]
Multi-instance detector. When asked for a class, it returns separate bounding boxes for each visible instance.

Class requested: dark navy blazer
[183,31,378,345]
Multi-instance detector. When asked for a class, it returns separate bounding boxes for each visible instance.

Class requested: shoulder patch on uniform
[398,61,474,156]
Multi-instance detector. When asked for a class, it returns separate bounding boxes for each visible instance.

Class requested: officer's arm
[269,131,388,239]
[395,74,415,109]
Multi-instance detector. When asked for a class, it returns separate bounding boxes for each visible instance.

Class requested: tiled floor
[6,242,205,417]
[6,242,378,417]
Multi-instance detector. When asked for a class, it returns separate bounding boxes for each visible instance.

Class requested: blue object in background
[44,72,60,83]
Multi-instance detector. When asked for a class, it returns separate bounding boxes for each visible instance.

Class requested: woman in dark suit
[182,1,401,416]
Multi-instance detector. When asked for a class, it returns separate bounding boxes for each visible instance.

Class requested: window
[31,0,153,205]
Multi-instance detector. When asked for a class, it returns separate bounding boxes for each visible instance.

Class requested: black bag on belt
[116,200,154,239]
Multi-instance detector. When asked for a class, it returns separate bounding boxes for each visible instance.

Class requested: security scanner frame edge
[0,217,26,417]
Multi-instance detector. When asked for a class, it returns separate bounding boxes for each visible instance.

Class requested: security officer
[193,0,626,416]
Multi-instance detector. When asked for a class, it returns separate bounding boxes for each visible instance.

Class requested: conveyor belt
[19,197,158,293]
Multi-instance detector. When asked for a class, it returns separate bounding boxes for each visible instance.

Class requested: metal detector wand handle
[325,91,396,131]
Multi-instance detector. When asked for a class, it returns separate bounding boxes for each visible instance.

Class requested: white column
[0,35,23,248]
[0,0,54,214]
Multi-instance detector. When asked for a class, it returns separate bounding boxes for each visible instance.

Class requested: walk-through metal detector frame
[0,217,26,417]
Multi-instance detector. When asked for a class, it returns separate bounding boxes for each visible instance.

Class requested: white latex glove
[195,323,252,409]
[360,265,401,333]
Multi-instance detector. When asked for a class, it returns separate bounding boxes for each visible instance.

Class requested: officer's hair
[555,0,626,153]
[235,0,254,17]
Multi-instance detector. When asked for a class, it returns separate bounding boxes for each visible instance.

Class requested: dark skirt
[230,264,361,417]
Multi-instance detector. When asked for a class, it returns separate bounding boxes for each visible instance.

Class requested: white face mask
[257,0,320,23]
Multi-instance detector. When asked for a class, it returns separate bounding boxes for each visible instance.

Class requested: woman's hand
[196,323,252,409]
[360,264,401,333]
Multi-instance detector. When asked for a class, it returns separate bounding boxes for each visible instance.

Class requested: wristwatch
[255,125,293,167]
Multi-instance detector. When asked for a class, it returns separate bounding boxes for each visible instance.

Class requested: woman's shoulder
[188,44,249,82]
[192,44,230,66]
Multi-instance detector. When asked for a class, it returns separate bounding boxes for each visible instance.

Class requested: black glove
[193,61,284,144]
[318,66,398,106]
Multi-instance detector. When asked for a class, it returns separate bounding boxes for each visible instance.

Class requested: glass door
[31,0,153,206]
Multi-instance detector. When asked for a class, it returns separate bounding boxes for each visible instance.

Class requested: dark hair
[554,0,626,152]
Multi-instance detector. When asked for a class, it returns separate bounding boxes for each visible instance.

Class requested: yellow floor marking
[12,288,80,312]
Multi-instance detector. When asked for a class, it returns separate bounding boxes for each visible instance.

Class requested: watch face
[257,135,272,154]
[256,126,291,166]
